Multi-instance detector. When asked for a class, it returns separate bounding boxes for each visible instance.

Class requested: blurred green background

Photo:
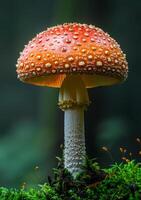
[0,0,140,188]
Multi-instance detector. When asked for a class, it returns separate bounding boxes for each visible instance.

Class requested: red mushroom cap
[16,23,128,88]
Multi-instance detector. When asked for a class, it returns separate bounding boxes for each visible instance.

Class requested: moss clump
[0,158,141,199]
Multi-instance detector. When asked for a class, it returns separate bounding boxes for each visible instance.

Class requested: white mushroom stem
[58,75,90,177]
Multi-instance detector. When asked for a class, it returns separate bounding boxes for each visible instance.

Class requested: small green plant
[0,157,141,199]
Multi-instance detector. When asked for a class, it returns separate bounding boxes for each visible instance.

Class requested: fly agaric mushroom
[16,23,128,177]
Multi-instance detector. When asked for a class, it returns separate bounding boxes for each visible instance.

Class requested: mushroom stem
[64,107,85,176]
[58,75,90,177]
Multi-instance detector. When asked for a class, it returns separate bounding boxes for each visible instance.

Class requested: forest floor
[0,157,141,200]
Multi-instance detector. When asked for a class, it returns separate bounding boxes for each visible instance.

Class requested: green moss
[0,158,141,200]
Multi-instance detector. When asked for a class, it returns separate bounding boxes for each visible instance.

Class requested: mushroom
[16,23,128,177]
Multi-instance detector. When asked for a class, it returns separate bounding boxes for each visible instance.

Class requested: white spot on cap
[68,57,74,62]
[65,39,71,43]
[96,61,103,66]
[78,61,85,67]
[73,35,78,39]
[81,49,86,53]
[84,32,89,37]
[105,50,109,55]
[36,55,41,60]
[54,61,59,65]
[36,67,41,71]
[20,63,24,67]
[114,59,118,64]
[45,63,52,68]
[52,69,56,73]
[65,63,70,68]
[107,57,112,62]
[88,55,93,60]
[25,65,29,70]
